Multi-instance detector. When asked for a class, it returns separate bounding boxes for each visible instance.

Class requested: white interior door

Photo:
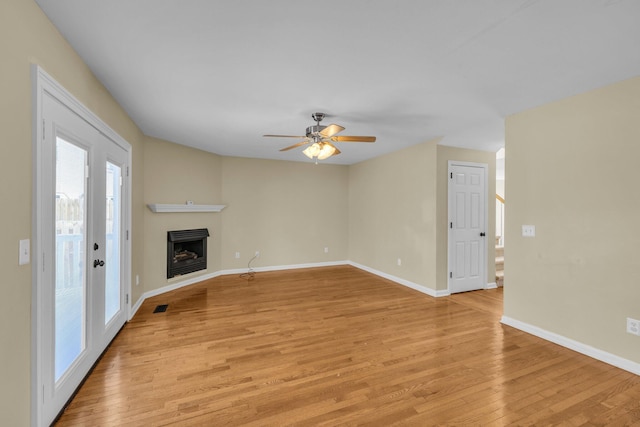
[448,162,487,294]
[34,70,130,426]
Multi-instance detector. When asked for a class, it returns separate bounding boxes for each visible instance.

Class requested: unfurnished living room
[2,1,640,426]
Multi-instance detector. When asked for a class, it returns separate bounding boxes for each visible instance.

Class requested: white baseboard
[486,282,497,289]
[130,261,497,319]
[501,316,640,376]
[223,260,349,276]
[130,295,145,319]
[131,259,457,320]
[347,261,449,298]
[129,270,224,319]
[129,261,349,319]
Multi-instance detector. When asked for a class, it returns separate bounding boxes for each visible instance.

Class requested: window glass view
[55,137,87,381]
[104,162,121,324]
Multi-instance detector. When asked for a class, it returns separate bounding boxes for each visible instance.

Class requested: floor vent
[153,304,168,313]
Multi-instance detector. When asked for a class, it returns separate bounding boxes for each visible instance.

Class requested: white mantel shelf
[147,204,226,213]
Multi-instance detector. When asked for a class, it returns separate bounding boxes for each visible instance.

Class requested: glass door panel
[104,161,121,325]
[54,137,87,382]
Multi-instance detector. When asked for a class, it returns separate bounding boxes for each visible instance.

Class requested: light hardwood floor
[56,265,640,426]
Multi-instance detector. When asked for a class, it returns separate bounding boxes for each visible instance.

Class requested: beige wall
[142,137,223,292]
[349,140,439,291]
[221,157,349,270]
[143,135,494,299]
[505,75,640,364]
[349,140,495,293]
[0,0,146,424]
[142,137,496,297]
[141,148,349,294]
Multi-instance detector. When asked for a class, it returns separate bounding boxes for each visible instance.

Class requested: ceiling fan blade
[319,124,345,138]
[279,141,310,151]
[264,134,306,138]
[330,135,376,143]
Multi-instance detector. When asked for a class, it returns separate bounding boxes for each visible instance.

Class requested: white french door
[448,162,487,294]
[33,67,130,427]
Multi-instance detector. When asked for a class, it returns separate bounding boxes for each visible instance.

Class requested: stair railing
[496,194,505,246]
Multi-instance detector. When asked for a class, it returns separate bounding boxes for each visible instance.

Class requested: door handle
[480,232,486,237]
[93,259,105,268]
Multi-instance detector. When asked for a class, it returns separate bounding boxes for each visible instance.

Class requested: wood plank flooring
[56,265,640,426]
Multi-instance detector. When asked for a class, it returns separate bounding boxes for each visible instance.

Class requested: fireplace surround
[167,228,209,278]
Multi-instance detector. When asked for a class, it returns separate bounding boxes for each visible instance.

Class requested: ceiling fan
[263,112,376,161]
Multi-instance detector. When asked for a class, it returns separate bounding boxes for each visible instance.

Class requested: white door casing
[448,162,487,294]
[32,66,131,427]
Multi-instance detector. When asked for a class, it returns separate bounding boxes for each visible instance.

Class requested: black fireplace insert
[167,228,209,278]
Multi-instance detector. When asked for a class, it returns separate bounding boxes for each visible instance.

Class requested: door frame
[31,65,132,427]
[447,160,489,293]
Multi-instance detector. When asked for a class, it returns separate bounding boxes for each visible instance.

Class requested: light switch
[522,225,536,237]
[19,239,30,265]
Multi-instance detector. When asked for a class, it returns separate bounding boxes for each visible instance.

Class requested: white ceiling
[35,0,640,165]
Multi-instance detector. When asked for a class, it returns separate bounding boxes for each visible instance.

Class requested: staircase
[495,236,504,287]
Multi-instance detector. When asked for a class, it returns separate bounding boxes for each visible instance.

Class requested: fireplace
[167,228,209,278]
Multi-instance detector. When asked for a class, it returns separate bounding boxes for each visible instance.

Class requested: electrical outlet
[397,258,402,266]
[19,239,30,265]
[235,252,240,259]
[255,251,260,257]
[627,318,640,336]
[324,247,329,253]
[136,275,140,286]
[522,225,536,237]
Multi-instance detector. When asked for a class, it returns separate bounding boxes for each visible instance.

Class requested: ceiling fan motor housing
[306,125,327,137]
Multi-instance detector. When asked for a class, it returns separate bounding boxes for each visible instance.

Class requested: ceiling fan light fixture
[303,142,321,159]
[317,143,336,160]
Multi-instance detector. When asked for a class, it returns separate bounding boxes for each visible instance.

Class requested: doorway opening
[496,147,505,287]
